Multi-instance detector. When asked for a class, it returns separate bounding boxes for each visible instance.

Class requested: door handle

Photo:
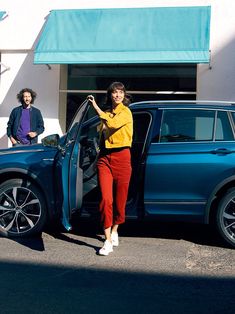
[210,148,232,154]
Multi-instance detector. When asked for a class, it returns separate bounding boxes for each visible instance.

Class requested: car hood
[0,143,57,156]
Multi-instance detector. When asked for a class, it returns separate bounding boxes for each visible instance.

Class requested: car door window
[160,109,214,142]
[159,109,234,143]
[215,111,234,141]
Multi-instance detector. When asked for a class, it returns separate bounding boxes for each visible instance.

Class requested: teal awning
[0,11,6,20]
[34,6,211,64]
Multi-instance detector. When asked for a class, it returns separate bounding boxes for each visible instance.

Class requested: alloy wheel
[0,185,42,236]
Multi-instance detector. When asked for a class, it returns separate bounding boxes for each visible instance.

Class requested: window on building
[63,64,196,130]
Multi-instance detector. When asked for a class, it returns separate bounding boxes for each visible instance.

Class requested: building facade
[0,0,235,148]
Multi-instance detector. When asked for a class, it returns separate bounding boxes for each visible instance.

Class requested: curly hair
[17,88,37,104]
[105,82,131,107]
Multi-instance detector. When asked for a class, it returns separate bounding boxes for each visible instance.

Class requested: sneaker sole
[99,249,113,256]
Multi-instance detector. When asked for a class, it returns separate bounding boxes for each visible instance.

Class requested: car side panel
[144,141,235,221]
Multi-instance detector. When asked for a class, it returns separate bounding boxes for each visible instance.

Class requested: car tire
[216,188,235,248]
[0,178,47,238]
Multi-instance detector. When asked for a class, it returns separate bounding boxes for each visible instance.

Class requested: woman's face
[111,88,125,106]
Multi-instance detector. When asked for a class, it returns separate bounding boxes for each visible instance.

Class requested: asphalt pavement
[0,220,235,314]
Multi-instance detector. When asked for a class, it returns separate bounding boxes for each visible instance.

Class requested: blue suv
[1,100,235,248]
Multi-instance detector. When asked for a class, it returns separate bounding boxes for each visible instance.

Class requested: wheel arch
[0,168,55,220]
[205,175,235,224]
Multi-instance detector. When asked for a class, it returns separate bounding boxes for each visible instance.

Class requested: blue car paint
[58,100,90,229]
[1,100,235,246]
[141,103,235,223]
[0,145,58,218]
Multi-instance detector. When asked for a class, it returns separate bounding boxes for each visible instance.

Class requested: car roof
[129,100,235,111]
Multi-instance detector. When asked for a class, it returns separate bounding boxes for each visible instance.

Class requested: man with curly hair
[7,88,45,146]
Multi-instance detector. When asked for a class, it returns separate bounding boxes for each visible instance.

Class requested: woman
[87,82,133,256]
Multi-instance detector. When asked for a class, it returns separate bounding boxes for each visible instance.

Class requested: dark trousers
[97,148,132,229]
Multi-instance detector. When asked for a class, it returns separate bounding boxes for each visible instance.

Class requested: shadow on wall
[0,50,60,149]
[0,11,60,149]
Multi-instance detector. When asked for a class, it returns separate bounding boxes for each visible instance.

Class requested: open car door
[55,100,99,230]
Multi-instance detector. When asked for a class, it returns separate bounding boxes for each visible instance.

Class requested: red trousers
[97,148,132,229]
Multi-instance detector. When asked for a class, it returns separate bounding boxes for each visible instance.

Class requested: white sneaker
[111,232,119,247]
[99,240,113,256]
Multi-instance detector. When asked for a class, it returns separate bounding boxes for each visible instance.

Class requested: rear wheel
[0,179,47,238]
[216,188,235,248]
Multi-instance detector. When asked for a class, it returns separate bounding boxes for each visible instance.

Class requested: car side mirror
[41,134,60,147]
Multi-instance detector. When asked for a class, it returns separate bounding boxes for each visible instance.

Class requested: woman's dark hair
[105,82,131,107]
[17,88,37,104]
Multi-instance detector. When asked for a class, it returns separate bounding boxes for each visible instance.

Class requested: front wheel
[216,188,235,248]
[0,179,47,238]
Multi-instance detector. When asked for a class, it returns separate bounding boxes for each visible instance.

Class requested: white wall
[197,0,235,101]
[0,52,61,145]
[0,0,235,148]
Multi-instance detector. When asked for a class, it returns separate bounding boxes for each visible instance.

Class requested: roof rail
[131,100,235,106]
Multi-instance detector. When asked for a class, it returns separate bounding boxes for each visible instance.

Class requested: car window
[159,109,234,143]
[66,103,97,142]
[229,111,235,134]
[215,111,234,141]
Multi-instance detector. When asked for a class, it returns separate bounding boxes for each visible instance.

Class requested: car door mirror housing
[42,134,60,148]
